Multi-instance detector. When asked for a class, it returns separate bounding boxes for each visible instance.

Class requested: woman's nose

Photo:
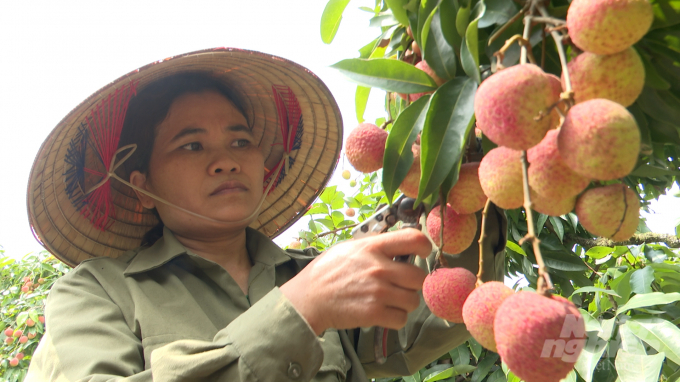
[208,151,240,175]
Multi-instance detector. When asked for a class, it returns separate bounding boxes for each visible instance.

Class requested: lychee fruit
[26,319,35,327]
[349,180,357,187]
[9,358,18,367]
[4,328,13,337]
[38,278,46,284]
[399,61,447,102]
[27,332,36,339]
[546,74,565,129]
[426,204,478,255]
[575,184,640,240]
[564,47,645,106]
[13,330,22,338]
[398,143,421,198]
[18,336,27,344]
[447,162,488,214]
[423,267,477,323]
[345,208,356,217]
[21,285,29,293]
[22,277,30,283]
[345,123,388,173]
[39,316,45,324]
[474,64,560,150]
[528,130,590,200]
[15,353,24,360]
[567,0,653,55]
[412,41,421,57]
[289,240,301,249]
[5,337,13,345]
[341,169,351,180]
[558,99,640,181]
[462,281,514,352]
[532,191,576,217]
[495,292,586,382]
[479,147,524,210]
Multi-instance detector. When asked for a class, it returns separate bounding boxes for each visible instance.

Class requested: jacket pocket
[317,329,352,381]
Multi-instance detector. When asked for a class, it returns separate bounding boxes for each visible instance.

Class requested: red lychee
[475,64,560,150]
[575,184,640,240]
[27,332,36,339]
[13,330,22,338]
[398,143,421,198]
[18,336,27,344]
[528,130,590,200]
[426,205,478,255]
[423,267,477,323]
[345,208,356,217]
[564,47,645,106]
[5,337,13,345]
[15,353,24,360]
[532,191,576,217]
[345,123,388,173]
[39,316,45,324]
[567,0,653,55]
[9,358,18,367]
[447,162,488,214]
[558,99,640,181]
[4,328,13,337]
[26,319,35,327]
[288,240,301,249]
[479,147,524,209]
[462,281,514,352]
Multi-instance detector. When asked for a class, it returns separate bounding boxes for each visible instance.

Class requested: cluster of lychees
[3,314,44,368]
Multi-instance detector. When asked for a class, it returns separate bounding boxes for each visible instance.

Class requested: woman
[26,48,506,381]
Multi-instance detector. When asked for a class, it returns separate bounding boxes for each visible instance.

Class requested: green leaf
[460,2,485,83]
[382,96,430,204]
[417,0,439,47]
[571,287,621,298]
[651,0,680,30]
[456,4,471,39]
[417,77,477,204]
[550,216,565,242]
[574,316,615,382]
[586,246,614,259]
[16,311,28,327]
[619,322,647,355]
[320,0,351,44]
[639,51,671,90]
[307,204,329,215]
[470,353,499,382]
[627,317,680,364]
[610,271,633,305]
[615,351,665,382]
[355,86,370,124]
[468,338,483,361]
[440,0,462,52]
[637,86,680,126]
[616,292,680,315]
[630,267,655,294]
[449,343,471,366]
[423,365,477,382]
[385,0,410,25]
[630,164,680,178]
[478,0,518,28]
[536,213,548,233]
[330,58,439,93]
[540,251,589,271]
[422,7,457,81]
[506,240,526,256]
[487,368,507,382]
[559,370,577,382]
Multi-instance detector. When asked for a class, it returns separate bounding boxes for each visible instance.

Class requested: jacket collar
[123,226,292,276]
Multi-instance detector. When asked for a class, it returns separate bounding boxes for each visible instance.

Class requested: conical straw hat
[27,48,342,267]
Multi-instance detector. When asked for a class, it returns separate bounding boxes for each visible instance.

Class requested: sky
[0,0,678,260]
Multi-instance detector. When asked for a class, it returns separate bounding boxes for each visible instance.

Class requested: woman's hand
[280,228,432,335]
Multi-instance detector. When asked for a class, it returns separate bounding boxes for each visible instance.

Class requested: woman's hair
[118,72,250,247]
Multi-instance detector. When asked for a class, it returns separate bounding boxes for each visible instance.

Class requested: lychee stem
[536,3,574,96]
[519,151,554,296]
[476,199,493,287]
[436,190,449,268]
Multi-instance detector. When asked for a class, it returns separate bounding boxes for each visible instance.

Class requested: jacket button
[288,362,302,379]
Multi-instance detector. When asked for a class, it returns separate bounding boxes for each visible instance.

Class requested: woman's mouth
[210,181,248,196]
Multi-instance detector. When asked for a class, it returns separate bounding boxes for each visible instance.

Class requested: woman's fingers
[359,228,433,259]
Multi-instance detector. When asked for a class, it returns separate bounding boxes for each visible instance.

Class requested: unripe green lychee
[345,123,388,173]
[447,163,488,214]
[426,205,478,255]
[528,130,590,200]
[532,191,576,217]
[567,0,653,55]
[479,147,524,209]
[495,292,586,382]
[341,169,351,180]
[564,47,645,106]
[398,143,421,198]
[575,184,640,240]
[558,99,640,181]
[345,208,355,217]
[349,180,357,187]
[423,267,477,323]
[475,64,560,150]
[462,281,514,352]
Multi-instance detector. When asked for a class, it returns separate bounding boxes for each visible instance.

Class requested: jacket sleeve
[348,203,508,379]
[25,268,325,382]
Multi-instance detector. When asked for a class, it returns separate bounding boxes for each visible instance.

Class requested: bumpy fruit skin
[565,47,645,106]
[528,130,590,200]
[423,268,477,323]
[345,123,388,173]
[558,99,640,181]
[495,292,586,382]
[532,191,576,217]
[448,163,488,214]
[399,144,421,198]
[426,205,478,255]
[475,64,560,150]
[567,0,653,55]
[546,74,564,129]
[576,184,640,240]
[462,281,514,352]
[479,147,524,209]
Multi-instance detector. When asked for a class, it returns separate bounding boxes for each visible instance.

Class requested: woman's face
[130,90,265,237]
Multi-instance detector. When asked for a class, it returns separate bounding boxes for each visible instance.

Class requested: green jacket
[26,206,507,382]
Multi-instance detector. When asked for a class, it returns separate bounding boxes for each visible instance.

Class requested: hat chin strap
[85,144,281,226]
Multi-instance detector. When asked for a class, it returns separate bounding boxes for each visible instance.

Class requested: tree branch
[566,233,680,250]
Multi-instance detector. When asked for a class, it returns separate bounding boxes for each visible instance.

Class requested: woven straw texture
[27,48,342,267]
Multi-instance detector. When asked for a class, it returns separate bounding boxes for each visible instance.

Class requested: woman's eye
[233,139,251,148]
[181,142,203,151]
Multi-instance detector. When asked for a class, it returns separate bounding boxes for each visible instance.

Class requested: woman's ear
[130,171,156,209]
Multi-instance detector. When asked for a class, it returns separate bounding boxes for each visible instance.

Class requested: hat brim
[27,48,342,267]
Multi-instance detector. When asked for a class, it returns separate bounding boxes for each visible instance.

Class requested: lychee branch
[565,232,680,250]
[519,151,554,295]
[535,3,573,95]
[476,199,493,287]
